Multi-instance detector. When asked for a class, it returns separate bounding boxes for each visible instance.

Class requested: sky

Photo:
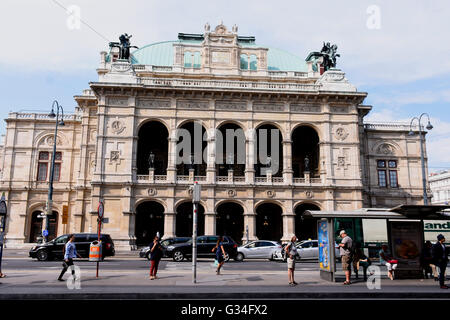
[0,0,449,172]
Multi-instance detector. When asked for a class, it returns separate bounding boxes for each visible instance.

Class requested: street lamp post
[409,113,433,205]
[44,101,65,243]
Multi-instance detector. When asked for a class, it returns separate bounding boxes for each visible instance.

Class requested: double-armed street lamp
[44,101,65,243]
[409,113,433,205]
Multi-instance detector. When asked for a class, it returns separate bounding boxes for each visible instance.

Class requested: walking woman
[212,236,227,275]
[149,236,163,280]
[285,235,298,286]
[58,234,81,281]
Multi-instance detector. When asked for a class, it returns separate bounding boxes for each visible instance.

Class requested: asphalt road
[2,254,318,271]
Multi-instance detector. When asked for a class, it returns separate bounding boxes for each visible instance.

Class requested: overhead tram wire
[50,0,111,43]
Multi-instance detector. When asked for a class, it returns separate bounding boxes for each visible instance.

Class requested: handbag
[214,259,219,266]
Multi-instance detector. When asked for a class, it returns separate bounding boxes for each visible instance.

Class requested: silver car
[236,240,282,261]
[273,240,340,261]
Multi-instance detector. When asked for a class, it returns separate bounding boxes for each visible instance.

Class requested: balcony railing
[139,77,321,93]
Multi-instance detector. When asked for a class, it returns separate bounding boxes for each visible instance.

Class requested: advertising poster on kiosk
[389,221,423,271]
[318,220,331,271]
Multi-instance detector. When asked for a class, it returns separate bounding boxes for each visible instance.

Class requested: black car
[29,233,115,261]
[139,237,191,260]
[165,235,238,262]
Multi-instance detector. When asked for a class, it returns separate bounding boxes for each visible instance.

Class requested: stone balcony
[138,77,321,93]
[135,174,323,186]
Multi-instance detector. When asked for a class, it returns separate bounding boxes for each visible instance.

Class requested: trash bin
[89,240,102,262]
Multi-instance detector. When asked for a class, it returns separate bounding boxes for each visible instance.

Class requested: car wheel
[269,253,275,261]
[37,249,48,261]
[173,250,184,262]
[235,252,244,262]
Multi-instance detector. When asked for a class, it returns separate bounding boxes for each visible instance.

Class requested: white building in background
[430,170,450,205]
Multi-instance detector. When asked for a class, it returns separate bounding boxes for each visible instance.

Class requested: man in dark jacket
[432,234,449,289]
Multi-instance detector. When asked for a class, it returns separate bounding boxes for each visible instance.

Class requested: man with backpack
[339,230,353,285]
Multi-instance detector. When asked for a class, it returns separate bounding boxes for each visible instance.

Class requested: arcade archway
[292,125,320,178]
[176,202,205,237]
[255,203,283,241]
[137,121,169,175]
[135,201,165,246]
[29,210,58,243]
[255,124,283,177]
[216,202,244,244]
[295,203,321,240]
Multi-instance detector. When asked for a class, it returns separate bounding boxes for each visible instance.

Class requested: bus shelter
[304,205,450,282]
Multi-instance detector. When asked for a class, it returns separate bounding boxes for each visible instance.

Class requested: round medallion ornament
[111,120,125,135]
[148,188,157,196]
[227,189,236,197]
[266,190,275,198]
[305,190,314,199]
[335,126,348,141]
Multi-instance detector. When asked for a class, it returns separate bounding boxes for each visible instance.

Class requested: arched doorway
[135,201,165,246]
[216,123,246,177]
[176,202,205,237]
[292,126,320,178]
[176,121,207,176]
[29,210,58,243]
[137,121,169,175]
[216,202,244,244]
[255,203,282,241]
[255,124,283,177]
[295,203,321,240]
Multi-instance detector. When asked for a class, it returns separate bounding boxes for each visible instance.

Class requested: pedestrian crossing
[163,261,217,271]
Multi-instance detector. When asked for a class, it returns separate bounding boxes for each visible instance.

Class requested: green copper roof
[131,40,307,72]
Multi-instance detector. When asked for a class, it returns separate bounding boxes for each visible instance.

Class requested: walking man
[339,230,353,285]
[432,234,449,289]
[285,235,298,286]
[58,234,81,281]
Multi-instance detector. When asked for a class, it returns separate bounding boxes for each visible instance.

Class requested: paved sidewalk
[1,262,449,299]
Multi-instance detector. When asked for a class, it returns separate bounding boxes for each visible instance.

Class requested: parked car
[273,240,340,262]
[166,235,238,262]
[29,233,115,261]
[139,237,191,260]
[236,240,282,261]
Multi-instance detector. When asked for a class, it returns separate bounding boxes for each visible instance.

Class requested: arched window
[184,51,192,68]
[193,51,201,68]
[240,54,248,70]
[249,54,257,70]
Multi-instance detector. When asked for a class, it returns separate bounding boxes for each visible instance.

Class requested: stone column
[204,212,216,235]
[243,203,257,242]
[321,100,333,185]
[282,139,293,185]
[163,212,176,238]
[282,211,296,242]
[166,134,177,183]
[245,130,256,184]
[206,132,216,184]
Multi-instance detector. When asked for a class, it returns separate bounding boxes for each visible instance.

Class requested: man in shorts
[285,235,298,286]
[339,230,353,285]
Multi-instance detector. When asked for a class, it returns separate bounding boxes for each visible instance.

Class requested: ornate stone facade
[0,24,430,250]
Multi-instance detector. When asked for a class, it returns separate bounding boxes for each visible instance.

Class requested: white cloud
[369,89,450,107]
[1,0,450,85]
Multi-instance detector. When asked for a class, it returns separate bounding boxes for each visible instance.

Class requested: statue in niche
[304,156,310,172]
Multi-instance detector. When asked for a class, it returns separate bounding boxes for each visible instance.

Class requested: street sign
[62,205,69,224]
[98,201,104,219]
[192,182,201,203]
[42,229,49,237]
